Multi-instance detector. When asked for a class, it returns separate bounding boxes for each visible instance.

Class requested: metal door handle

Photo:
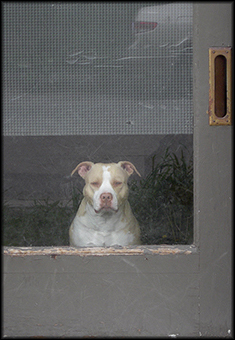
[208,47,232,125]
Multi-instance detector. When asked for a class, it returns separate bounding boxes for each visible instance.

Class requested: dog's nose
[100,192,113,203]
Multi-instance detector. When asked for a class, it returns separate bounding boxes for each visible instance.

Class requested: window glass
[3,2,193,246]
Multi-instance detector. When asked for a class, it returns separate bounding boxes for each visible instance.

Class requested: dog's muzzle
[94,192,118,213]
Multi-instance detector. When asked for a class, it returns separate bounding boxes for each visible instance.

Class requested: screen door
[3,2,193,246]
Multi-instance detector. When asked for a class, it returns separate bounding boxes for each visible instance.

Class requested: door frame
[3,3,232,337]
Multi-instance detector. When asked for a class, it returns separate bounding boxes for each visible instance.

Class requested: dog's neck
[84,201,126,231]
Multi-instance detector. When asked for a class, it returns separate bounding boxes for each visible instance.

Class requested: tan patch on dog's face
[82,165,103,206]
[108,165,129,203]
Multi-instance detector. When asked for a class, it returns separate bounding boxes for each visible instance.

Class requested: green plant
[129,147,193,244]
[3,188,83,247]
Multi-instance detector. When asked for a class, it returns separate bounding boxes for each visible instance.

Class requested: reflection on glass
[3,2,193,246]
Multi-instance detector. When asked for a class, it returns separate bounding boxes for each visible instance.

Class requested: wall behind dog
[4,134,192,203]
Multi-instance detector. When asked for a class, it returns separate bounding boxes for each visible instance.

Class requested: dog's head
[71,161,141,214]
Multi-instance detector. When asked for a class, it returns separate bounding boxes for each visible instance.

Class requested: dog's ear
[118,161,141,177]
[71,161,94,178]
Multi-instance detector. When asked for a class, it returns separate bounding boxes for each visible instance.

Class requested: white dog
[69,161,141,247]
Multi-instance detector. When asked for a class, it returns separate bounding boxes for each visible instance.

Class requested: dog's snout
[100,192,113,202]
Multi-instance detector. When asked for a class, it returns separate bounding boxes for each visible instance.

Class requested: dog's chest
[73,208,134,247]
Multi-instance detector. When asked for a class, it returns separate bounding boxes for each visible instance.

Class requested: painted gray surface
[3,3,232,337]
[193,2,232,336]
[3,251,199,337]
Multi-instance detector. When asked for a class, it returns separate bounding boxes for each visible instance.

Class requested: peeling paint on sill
[3,245,196,257]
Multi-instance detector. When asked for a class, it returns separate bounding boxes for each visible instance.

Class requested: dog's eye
[91,182,100,187]
[113,181,122,187]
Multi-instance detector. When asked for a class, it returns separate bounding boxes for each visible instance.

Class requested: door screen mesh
[3,2,193,136]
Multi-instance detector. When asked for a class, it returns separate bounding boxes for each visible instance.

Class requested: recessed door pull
[208,47,232,125]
